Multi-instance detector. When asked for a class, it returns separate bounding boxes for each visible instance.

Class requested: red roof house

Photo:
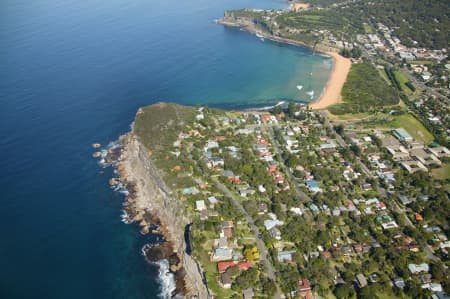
[237,261,252,270]
[218,262,236,273]
[298,278,313,299]
[217,261,252,273]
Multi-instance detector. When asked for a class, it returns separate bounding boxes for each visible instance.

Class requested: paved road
[401,67,446,100]
[357,158,373,178]
[323,113,441,262]
[266,126,312,203]
[256,117,441,264]
[388,194,439,262]
[212,178,283,299]
[322,112,374,179]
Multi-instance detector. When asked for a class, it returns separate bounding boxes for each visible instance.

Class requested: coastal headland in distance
[100,19,350,297]
[103,6,352,299]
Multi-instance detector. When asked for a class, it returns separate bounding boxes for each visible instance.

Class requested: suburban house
[306,180,322,193]
[298,277,314,299]
[398,194,415,205]
[183,187,200,195]
[220,273,232,288]
[205,157,224,169]
[208,196,218,208]
[356,273,368,288]
[270,227,282,240]
[393,277,406,289]
[258,203,268,214]
[222,170,241,183]
[319,142,337,153]
[408,263,429,274]
[264,218,284,231]
[217,261,252,273]
[205,140,219,151]
[278,250,296,262]
[221,221,234,238]
[239,187,256,197]
[212,247,233,262]
[195,200,206,211]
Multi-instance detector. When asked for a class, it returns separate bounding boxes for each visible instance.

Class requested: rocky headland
[217,12,351,110]
[102,103,209,298]
[114,133,210,298]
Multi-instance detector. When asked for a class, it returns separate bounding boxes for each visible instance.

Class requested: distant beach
[309,52,352,109]
[218,19,350,109]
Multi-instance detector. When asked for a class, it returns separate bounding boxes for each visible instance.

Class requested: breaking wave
[250,100,286,111]
[154,259,177,299]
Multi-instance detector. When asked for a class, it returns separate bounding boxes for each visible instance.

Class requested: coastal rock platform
[116,134,210,298]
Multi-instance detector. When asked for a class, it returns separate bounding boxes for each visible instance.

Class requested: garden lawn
[432,163,450,180]
[363,23,373,33]
[393,70,414,94]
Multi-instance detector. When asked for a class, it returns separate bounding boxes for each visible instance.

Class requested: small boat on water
[307,90,314,98]
[256,32,263,38]
[296,85,303,91]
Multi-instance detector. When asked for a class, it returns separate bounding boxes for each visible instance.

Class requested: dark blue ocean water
[0,0,330,298]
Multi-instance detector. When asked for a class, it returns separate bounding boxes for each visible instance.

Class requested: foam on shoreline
[113,135,210,298]
[154,259,177,299]
[308,51,352,109]
[217,18,352,110]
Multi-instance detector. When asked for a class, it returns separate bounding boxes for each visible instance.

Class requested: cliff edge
[117,103,209,298]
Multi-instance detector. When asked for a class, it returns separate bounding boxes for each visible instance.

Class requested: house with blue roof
[306,180,322,193]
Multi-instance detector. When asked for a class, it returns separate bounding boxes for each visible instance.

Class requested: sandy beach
[217,18,352,110]
[309,52,352,110]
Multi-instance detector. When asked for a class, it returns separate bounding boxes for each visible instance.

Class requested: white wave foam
[100,149,108,158]
[252,100,285,111]
[155,259,176,299]
[119,190,129,196]
[120,210,133,224]
[106,140,122,149]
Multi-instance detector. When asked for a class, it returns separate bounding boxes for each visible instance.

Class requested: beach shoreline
[104,18,352,298]
[308,51,352,110]
[217,19,352,110]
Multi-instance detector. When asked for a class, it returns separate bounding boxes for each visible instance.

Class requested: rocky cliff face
[221,11,254,27]
[118,135,209,298]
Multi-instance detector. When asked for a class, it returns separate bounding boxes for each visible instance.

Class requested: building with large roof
[393,128,413,142]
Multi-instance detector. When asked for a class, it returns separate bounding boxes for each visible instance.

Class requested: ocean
[0,0,331,298]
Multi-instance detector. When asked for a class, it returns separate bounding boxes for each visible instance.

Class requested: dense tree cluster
[330,62,399,114]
